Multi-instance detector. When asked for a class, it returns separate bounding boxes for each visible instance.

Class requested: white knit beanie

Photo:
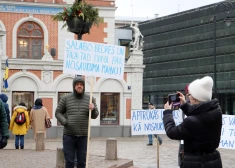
[188,76,213,102]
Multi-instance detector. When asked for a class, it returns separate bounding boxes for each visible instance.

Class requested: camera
[168,93,180,104]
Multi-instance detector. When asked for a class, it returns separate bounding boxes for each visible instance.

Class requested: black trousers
[63,135,87,168]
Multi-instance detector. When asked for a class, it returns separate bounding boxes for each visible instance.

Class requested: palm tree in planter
[53,0,103,39]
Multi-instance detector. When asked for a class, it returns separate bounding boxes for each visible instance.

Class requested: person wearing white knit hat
[162,76,223,168]
[187,76,213,103]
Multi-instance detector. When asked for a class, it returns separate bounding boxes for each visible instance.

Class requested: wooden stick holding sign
[86,76,94,168]
[157,135,160,168]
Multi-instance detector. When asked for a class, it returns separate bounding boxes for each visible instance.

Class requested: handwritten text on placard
[219,115,235,149]
[131,109,183,135]
[63,39,125,79]
[131,110,235,150]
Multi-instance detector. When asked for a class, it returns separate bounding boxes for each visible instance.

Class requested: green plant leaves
[52,1,103,29]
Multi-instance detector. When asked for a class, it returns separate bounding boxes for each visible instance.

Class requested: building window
[100,93,120,125]
[143,95,150,104]
[12,91,34,116]
[119,39,131,61]
[57,92,70,125]
[17,21,43,59]
[142,95,150,109]
[218,93,235,115]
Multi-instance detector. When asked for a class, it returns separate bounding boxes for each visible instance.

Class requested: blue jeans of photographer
[63,135,87,168]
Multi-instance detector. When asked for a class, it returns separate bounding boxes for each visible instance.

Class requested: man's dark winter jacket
[55,77,99,136]
[0,99,9,138]
[163,99,222,168]
[0,94,10,124]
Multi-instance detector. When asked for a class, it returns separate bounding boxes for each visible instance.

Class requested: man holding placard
[61,39,125,168]
[163,76,223,168]
[55,76,99,168]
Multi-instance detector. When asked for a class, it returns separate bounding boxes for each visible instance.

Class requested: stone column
[127,50,145,110]
[35,131,45,151]
[131,70,144,110]
[56,148,65,168]
[105,138,117,160]
[127,50,143,65]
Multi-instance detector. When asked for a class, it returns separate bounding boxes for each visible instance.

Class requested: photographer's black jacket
[163,99,223,168]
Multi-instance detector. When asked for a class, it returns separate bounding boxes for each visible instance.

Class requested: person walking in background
[55,76,99,168]
[0,99,9,149]
[163,76,223,168]
[147,102,162,146]
[0,94,10,125]
[30,98,50,139]
[9,102,30,149]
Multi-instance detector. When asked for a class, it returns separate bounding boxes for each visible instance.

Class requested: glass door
[12,91,34,116]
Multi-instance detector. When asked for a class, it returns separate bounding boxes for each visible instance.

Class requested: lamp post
[214,2,233,98]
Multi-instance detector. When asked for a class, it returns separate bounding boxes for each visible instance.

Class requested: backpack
[15,112,26,125]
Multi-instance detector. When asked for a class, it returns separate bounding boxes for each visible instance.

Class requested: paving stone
[1,135,234,168]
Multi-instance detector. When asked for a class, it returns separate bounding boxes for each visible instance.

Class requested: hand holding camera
[168,93,180,104]
[168,93,180,110]
[169,92,186,104]
[166,91,186,110]
[164,91,187,110]
[177,91,186,105]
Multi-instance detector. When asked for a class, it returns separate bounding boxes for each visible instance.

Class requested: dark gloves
[0,136,8,149]
[163,110,173,116]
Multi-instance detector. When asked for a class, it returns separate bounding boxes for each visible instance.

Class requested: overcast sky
[115,0,224,19]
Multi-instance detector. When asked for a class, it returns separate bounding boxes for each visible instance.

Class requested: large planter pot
[66,17,93,35]
[82,22,93,34]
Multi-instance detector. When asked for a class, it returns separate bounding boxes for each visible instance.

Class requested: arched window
[17,22,43,59]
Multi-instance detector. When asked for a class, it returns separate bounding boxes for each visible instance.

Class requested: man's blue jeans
[148,134,162,144]
[63,135,87,168]
[15,135,24,148]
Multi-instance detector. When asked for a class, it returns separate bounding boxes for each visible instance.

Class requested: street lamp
[214,2,233,98]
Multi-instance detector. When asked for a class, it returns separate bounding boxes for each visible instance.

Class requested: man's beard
[75,88,84,96]
[76,89,83,94]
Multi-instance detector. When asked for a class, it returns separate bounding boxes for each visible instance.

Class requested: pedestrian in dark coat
[0,99,9,149]
[0,94,10,125]
[163,76,222,168]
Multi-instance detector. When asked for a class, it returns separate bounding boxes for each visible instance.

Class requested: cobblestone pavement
[1,135,235,168]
